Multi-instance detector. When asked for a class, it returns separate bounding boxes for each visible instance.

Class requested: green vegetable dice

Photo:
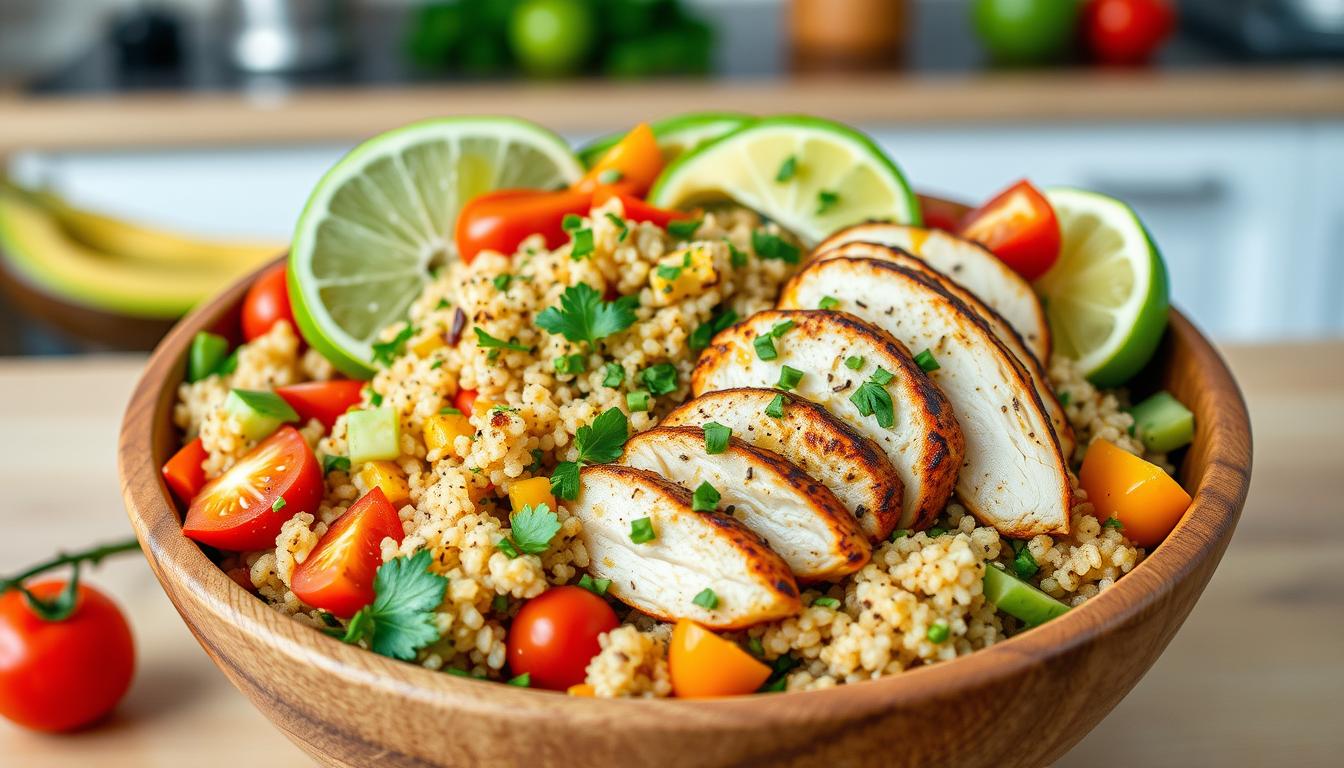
[224,389,298,441]
[347,407,401,465]
[1127,391,1195,453]
[188,332,230,382]
[983,564,1070,627]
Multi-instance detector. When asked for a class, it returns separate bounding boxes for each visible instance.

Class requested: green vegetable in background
[971,0,1078,66]
[509,0,597,77]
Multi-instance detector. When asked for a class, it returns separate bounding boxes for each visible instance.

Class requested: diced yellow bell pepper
[356,461,411,507]
[509,476,556,512]
[650,245,716,305]
[423,411,474,456]
[409,332,445,358]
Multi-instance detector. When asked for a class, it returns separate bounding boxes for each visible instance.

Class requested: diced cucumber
[347,407,400,465]
[224,389,299,441]
[188,332,230,382]
[983,563,1070,627]
[1127,391,1194,453]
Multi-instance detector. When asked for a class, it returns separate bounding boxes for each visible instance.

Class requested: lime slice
[1034,188,1169,387]
[647,116,920,246]
[289,117,582,377]
[576,112,753,167]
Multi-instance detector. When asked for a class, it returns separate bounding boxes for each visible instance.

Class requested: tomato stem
[0,537,142,593]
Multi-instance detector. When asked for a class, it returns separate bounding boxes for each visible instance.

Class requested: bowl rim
[118,256,1252,726]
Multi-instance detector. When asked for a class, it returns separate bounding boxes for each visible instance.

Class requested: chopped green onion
[691,481,720,512]
[845,355,864,371]
[927,527,946,538]
[811,596,840,608]
[926,620,950,644]
[817,296,840,310]
[629,517,656,543]
[727,241,747,268]
[914,349,941,372]
[562,213,582,232]
[703,422,731,454]
[1013,546,1039,580]
[890,529,910,541]
[753,334,777,361]
[439,406,462,416]
[640,363,678,396]
[188,332,230,382]
[554,354,587,375]
[626,390,651,412]
[776,365,804,391]
[692,588,719,610]
[770,320,795,338]
[577,574,611,596]
[570,228,595,260]
[764,393,786,419]
[271,498,287,513]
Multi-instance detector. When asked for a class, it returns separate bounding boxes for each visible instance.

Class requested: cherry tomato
[575,122,663,197]
[668,619,770,698]
[592,188,697,230]
[455,188,593,264]
[292,488,404,617]
[241,263,296,341]
[162,437,208,502]
[1082,0,1175,66]
[182,426,322,551]
[959,180,1061,280]
[917,194,971,233]
[453,388,479,415]
[0,581,135,732]
[506,586,618,691]
[276,380,365,430]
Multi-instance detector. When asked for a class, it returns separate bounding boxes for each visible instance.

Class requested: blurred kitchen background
[1,0,1341,355]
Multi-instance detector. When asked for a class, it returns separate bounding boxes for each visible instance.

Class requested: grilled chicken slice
[572,465,800,628]
[816,241,1074,459]
[618,426,870,580]
[814,223,1049,361]
[780,257,1072,537]
[692,309,964,531]
[663,388,903,542]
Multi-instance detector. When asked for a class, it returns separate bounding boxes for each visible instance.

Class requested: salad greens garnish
[850,367,896,428]
[497,503,561,558]
[342,551,448,661]
[536,283,638,349]
[549,407,631,500]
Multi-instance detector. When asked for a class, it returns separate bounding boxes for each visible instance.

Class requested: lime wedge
[1034,188,1169,387]
[647,116,919,246]
[288,117,582,377]
[576,112,753,167]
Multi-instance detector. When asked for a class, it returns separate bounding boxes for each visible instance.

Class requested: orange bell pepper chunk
[576,123,663,197]
[668,620,771,698]
[1079,439,1192,548]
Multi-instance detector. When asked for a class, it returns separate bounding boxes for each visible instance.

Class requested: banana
[1,178,282,271]
[0,188,273,319]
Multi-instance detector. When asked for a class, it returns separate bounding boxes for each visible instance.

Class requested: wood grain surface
[3,67,1343,152]
[0,341,1336,766]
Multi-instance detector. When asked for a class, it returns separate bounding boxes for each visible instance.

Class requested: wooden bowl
[119,255,1251,768]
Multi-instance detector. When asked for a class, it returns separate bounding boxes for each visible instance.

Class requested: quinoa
[175,197,1170,698]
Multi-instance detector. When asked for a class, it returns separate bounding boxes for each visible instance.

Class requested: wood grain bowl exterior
[119,230,1251,768]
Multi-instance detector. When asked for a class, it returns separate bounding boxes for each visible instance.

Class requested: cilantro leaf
[751,230,800,264]
[602,362,625,388]
[640,363,678,396]
[575,407,630,463]
[342,551,447,661]
[371,324,415,366]
[550,461,581,501]
[850,370,896,429]
[535,283,638,348]
[473,327,531,353]
[693,588,719,610]
[322,454,351,474]
[505,503,561,556]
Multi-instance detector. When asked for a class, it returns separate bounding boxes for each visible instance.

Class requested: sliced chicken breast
[814,223,1049,361]
[572,465,801,629]
[618,426,870,580]
[692,309,964,531]
[663,388,904,541]
[816,241,1074,459]
[780,257,1072,537]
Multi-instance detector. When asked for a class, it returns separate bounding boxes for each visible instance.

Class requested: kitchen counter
[3,66,1343,153]
[0,341,1339,766]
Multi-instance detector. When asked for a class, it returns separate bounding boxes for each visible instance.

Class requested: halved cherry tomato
[162,437,208,502]
[575,122,663,197]
[959,180,1061,280]
[455,188,593,263]
[291,487,405,617]
[917,194,971,233]
[506,585,619,691]
[182,426,322,551]
[592,188,697,230]
[0,581,135,732]
[241,263,296,341]
[276,380,365,429]
[1079,439,1191,548]
[668,619,771,698]
[453,388,479,415]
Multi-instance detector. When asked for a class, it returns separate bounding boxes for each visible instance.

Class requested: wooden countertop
[0,342,1340,766]
[3,67,1344,153]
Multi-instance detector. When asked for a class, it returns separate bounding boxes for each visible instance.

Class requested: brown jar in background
[789,0,909,72]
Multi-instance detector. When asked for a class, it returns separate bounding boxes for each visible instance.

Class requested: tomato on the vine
[0,581,135,732]
[506,586,618,691]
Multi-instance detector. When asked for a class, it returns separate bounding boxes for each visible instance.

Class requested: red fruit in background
[1082,0,1176,66]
